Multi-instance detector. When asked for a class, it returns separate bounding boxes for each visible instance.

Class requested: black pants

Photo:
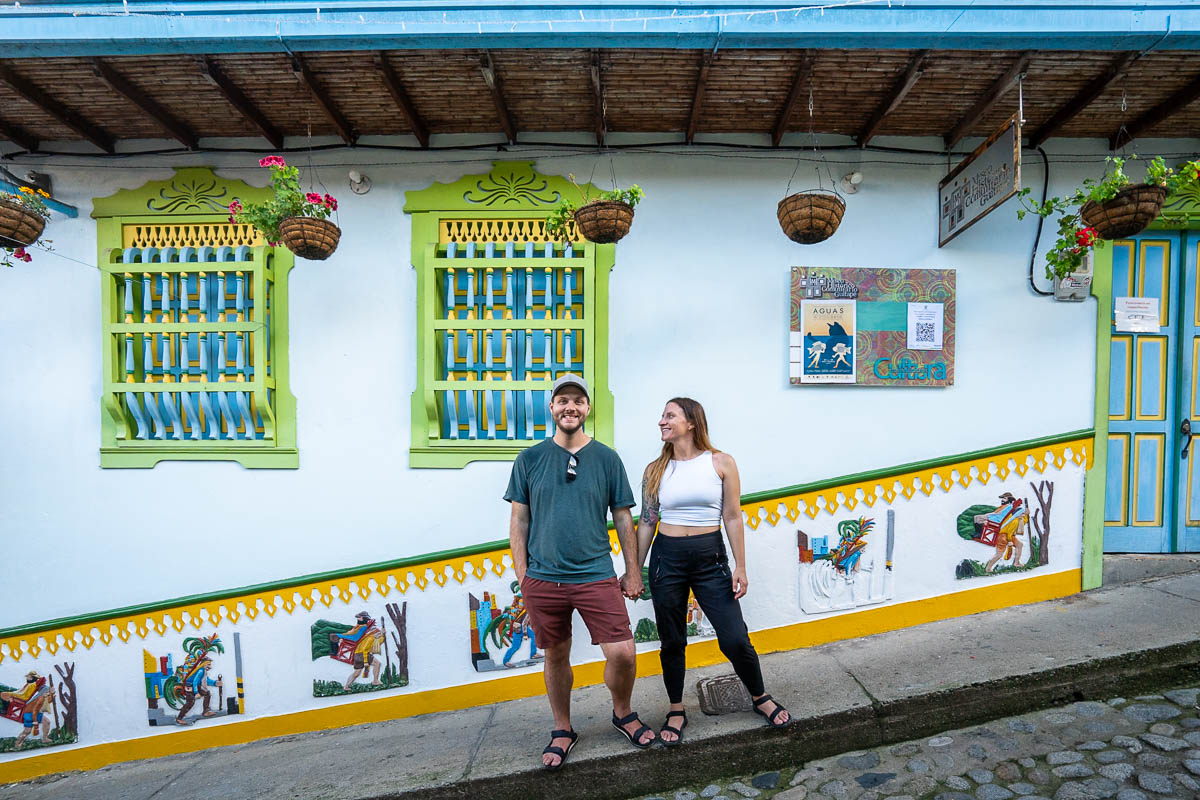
[648,530,765,704]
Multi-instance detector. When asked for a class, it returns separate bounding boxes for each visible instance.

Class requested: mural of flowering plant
[229,156,338,245]
[1,186,53,268]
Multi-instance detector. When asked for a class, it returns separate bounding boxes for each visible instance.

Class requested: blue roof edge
[0,2,1198,57]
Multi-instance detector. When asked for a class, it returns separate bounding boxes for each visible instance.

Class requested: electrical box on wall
[1054,252,1092,302]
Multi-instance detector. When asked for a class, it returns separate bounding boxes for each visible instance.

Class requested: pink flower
[305,192,323,204]
[268,240,281,247]
[13,247,25,258]
[258,156,286,168]
[323,194,338,210]
[228,199,243,213]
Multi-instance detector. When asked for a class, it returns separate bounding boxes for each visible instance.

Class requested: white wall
[3,135,1191,627]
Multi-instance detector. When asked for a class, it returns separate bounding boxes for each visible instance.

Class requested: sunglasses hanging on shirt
[566,453,578,482]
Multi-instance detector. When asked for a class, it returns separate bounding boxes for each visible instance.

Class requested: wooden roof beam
[92,59,198,150]
[0,64,114,153]
[857,50,928,147]
[590,50,606,147]
[291,54,357,146]
[772,54,813,147]
[198,57,284,151]
[1028,52,1137,147]
[686,51,714,145]
[0,117,39,153]
[479,50,516,144]
[375,53,429,149]
[943,51,1033,150]
[1110,70,1200,150]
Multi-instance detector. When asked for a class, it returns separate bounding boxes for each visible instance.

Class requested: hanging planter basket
[1079,183,1167,240]
[573,200,634,244]
[0,198,46,248]
[278,216,341,260]
[777,190,846,245]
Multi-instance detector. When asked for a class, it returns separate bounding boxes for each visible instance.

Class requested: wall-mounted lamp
[348,170,371,195]
[840,171,864,194]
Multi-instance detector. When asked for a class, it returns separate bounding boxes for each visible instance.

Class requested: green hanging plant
[545,174,644,244]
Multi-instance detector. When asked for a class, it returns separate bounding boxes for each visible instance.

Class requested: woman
[634,397,791,745]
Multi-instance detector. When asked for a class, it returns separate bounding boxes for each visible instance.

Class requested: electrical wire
[1027,145,1053,297]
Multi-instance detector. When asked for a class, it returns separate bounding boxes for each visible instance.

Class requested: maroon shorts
[521,576,633,649]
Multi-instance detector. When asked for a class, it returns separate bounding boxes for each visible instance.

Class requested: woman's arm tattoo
[641,475,660,527]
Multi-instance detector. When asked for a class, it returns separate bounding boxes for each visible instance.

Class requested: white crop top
[658,452,724,527]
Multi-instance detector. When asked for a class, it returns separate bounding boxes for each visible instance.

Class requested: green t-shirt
[504,438,636,584]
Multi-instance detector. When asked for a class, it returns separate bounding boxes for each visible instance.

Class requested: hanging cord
[303,107,338,226]
[1027,146,1054,297]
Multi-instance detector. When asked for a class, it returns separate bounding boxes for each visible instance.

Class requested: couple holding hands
[505,374,791,770]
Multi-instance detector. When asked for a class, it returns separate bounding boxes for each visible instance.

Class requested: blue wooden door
[1105,234,1181,551]
[1175,231,1200,551]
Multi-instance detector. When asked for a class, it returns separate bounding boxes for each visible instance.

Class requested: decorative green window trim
[404,161,616,468]
[92,167,298,468]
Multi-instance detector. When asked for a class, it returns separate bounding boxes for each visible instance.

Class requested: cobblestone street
[633,686,1200,800]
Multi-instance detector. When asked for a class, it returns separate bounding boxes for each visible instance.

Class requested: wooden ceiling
[1,48,1198,154]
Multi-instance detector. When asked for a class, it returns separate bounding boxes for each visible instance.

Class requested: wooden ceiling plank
[479,50,517,144]
[1028,52,1138,147]
[591,50,605,146]
[943,51,1033,149]
[291,54,358,145]
[199,57,284,150]
[857,50,928,146]
[1110,70,1200,150]
[375,53,429,149]
[0,64,114,153]
[685,51,714,145]
[772,54,812,147]
[0,117,39,153]
[93,59,198,150]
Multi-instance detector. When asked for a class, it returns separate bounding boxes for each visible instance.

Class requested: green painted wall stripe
[1083,243,1114,590]
[0,427,1093,641]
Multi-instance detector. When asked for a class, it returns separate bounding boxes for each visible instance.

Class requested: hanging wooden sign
[938,115,1021,247]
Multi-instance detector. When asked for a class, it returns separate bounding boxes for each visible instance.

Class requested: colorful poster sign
[938,115,1020,246]
[798,299,856,383]
[790,267,955,388]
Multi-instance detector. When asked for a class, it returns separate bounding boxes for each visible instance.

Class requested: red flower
[323,193,338,210]
[1075,227,1098,248]
[13,247,25,258]
[228,199,243,213]
[258,156,286,168]
[305,192,323,204]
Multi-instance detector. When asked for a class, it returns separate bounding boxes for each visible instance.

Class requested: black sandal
[660,710,688,746]
[752,694,792,729]
[542,728,578,770]
[611,711,656,749]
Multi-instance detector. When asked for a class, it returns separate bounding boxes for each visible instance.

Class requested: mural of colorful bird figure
[798,510,895,613]
[0,663,78,752]
[311,603,409,697]
[955,482,1054,579]
[469,583,544,672]
[143,633,244,727]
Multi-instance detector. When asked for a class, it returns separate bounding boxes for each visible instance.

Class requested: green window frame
[92,167,298,468]
[405,161,616,468]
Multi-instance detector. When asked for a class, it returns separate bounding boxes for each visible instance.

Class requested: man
[176,657,222,725]
[505,373,654,769]
[0,671,54,747]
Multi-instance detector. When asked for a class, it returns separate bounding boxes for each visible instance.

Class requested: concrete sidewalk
[4,557,1200,800]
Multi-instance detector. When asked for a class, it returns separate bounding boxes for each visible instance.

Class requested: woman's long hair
[645,397,719,498]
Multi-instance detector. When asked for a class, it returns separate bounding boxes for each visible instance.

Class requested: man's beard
[554,413,584,433]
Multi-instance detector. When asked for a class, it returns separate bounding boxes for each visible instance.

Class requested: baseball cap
[551,373,590,399]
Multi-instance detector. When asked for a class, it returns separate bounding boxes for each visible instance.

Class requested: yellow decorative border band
[0,437,1090,666]
[742,439,1091,530]
[0,569,1083,785]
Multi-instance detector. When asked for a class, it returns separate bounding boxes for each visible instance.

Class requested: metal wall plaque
[938,115,1021,247]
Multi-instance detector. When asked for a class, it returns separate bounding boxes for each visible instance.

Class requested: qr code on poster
[915,322,936,343]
